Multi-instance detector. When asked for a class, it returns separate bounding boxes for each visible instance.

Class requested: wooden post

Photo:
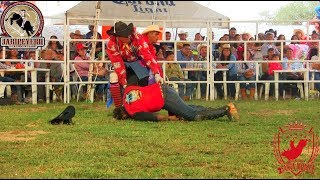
[86,1,101,102]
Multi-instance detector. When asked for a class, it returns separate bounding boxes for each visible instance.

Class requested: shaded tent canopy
[50,1,230,28]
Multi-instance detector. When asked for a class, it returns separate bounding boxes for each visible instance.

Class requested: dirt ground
[248,109,296,117]
[0,130,48,142]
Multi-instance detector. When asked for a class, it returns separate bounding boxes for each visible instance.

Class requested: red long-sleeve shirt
[142,34,164,77]
[123,83,164,116]
[106,31,160,86]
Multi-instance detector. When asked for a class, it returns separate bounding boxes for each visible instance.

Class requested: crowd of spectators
[1,25,320,104]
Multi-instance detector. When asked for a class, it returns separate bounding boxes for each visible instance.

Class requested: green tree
[259,1,319,25]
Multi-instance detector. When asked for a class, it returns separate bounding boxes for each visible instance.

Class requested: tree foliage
[259,1,319,25]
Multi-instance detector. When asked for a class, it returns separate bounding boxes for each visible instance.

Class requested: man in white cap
[177,30,188,50]
[178,30,188,41]
[141,25,164,82]
[141,24,162,60]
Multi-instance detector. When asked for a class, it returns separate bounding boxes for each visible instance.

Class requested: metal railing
[1,18,320,103]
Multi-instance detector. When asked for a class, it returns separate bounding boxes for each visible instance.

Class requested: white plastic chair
[72,64,95,102]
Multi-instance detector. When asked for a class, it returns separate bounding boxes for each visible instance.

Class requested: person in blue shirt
[176,43,197,100]
[282,47,304,99]
[214,44,237,99]
[85,25,102,58]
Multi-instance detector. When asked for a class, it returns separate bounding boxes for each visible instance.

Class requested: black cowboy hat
[265,29,277,36]
[50,105,75,125]
[107,21,134,38]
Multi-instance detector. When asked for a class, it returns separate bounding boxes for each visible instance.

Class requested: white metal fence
[1,18,320,103]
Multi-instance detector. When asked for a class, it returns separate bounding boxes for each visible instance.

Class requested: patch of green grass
[0,100,319,178]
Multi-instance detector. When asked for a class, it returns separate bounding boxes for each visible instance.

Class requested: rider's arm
[106,38,127,86]
[132,112,168,122]
[134,33,160,75]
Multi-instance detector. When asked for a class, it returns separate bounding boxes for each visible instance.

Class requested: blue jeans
[161,84,227,121]
[268,75,285,96]
[95,77,108,95]
[162,84,197,120]
[238,75,256,89]
[0,76,22,101]
[311,72,320,92]
[81,76,108,95]
[228,74,237,98]
[199,72,207,98]
[215,73,237,99]
[168,77,193,98]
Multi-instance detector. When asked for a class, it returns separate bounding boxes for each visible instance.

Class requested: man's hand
[156,114,168,121]
[155,74,164,84]
[168,115,180,121]
[123,84,127,89]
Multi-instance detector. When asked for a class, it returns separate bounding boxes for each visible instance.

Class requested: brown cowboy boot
[249,88,255,100]
[227,103,240,121]
[183,96,190,101]
[240,88,247,100]
[11,93,18,103]
[94,93,103,102]
[53,86,63,102]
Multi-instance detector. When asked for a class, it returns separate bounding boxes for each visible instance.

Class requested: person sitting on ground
[113,82,239,122]
[106,21,164,108]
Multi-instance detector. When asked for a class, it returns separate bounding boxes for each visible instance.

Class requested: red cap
[76,43,85,51]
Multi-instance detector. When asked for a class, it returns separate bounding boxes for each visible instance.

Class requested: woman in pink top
[74,43,90,97]
[74,43,90,80]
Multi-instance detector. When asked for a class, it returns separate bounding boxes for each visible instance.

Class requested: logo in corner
[0,1,44,49]
[273,122,319,176]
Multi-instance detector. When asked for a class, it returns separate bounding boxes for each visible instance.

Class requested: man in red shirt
[141,24,164,82]
[106,21,163,87]
[106,21,163,107]
[113,83,239,122]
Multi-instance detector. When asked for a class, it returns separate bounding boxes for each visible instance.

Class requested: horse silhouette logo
[5,9,35,36]
[273,122,319,176]
[0,1,44,49]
